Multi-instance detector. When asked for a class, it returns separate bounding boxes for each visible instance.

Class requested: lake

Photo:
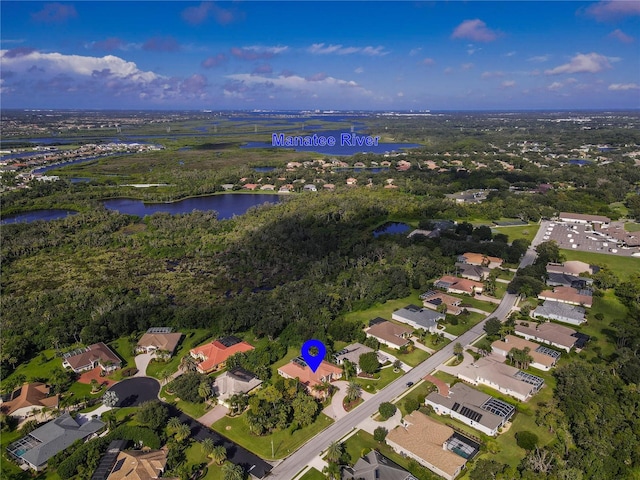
[373,222,411,237]
[253,166,277,172]
[1,209,78,225]
[102,193,283,219]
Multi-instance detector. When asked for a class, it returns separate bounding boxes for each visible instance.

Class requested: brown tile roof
[514,322,578,350]
[491,335,557,368]
[460,252,503,267]
[277,360,342,389]
[1,383,59,415]
[366,321,412,348]
[107,449,168,480]
[137,333,182,354]
[538,286,593,307]
[387,412,466,478]
[63,343,121,371]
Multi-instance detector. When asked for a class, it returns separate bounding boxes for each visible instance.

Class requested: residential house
[420,291,463,315]
[333,343,388,374]
[107,449,168,480]
[242,183,259,191]
[260,184,275,191]
[455,262,490,282]
[456,355,544,401]
[392,305,444,334]
[546,261,595,276]
[457,252,503,269]
[136,328,182,357]
[303,184,317,192]
[434,276,484,295]
[62,343,121,373]
[277,357,342,398]
[515,321,589,352]
[538,286,593,308]
[0,383,59,421]
[323,184,335,191]
[342,450,418,480]
[346,177,358,186]
[559,212,611,225]
[491,335,560,371]
[531,300,586,326]
[365,319,413,350]
[7,413,104,470]
[546,272,592,289]
[425,383,515,437]
[386,412,473,480]
[189,336,255,374]
[213,367,262,407]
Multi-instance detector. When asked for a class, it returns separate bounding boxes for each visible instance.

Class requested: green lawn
[492,223,540,244]
[398,381,437,416]
[108,337,136,369]
[355,365,404,393]
[1,349,64,393]
[344,291,424,326]
[625,222,640,232]
[184,441,225,480]
[379,344,430,367]
[448,294,496,313]
[418,335,451,351]
[145,329,212,379]
[160,385,212,419]
[211,413,333,459]
[561,249,640,281]
[443,311,486,337]
[297,468,326,480]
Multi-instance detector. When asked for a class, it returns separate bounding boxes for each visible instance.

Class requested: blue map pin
[301,339,326,373]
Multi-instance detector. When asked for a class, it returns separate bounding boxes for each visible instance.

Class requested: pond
[253,166,276,172]
[102,193,283,219]
[1,209,78,224]
[373,222,411,238]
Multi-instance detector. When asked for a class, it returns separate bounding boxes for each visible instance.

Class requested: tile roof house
[456,355,544,401]
[0,383,59,420]
[386,412,470,480]
[190,336,255,374]
[7,412,104,470]
[213,367,263,407]
[277,358,342,398]
[546,272,592,289]
[434,276,484,295]
[425,383,515,437]
[365,320,413,349]
[136,330,182,356]
[342,450,418,480]
[457,252,503,269]
[531,300,586,326]
[538,286,593,308]
[491,335,560,371]
[515,321,588,352]
[107,449,168,480]
[546,261,595,276]
[62,343,121,373]
[333,343,388,374]
[392,305,444,333]
[420,290,463,315]
[455,262,491,282]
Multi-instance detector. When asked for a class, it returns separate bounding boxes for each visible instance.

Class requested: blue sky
[1,1,639,110]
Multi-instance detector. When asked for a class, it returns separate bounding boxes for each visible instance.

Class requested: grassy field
[184,441,225,480]
[492,223,540,244]
[561,249,640,281]
[297,468,325,480]
[397,380,437,416]
[344,291,424,326]
[160,385,212,419]
[145,329,212,379]
[443,311,486,337]
[212,413,333,460]
[625,222,640,232]
[356,365,405,394]
[379,344,430,367]
[448,294,496,313]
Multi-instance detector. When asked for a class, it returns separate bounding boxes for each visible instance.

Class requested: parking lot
[541,221,640,257]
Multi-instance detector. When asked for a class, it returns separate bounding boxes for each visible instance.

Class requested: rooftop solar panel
[480,398,516,419]
[459,406,483,423]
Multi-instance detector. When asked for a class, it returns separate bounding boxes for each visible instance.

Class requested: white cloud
[409,47,422,56]
[585,1,640,21]
[481,71,504,79]
[243,45,289,55]
[548,82,564,90]
[502,80,516,88]
[545,52,612,75]
[354,67,364,74]
[504,51,516,57]
[461,63,474,71]
[451,19,499,42]
[609,29,634,43]
[225,72,372,97]
[608,83,639,91]
[527,55,550,63]
[307,43,388,56]
[422,58,435,66]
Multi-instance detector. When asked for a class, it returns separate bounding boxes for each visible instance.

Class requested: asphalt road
[269,222,545,479]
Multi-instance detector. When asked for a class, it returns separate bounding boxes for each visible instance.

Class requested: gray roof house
[531,300,586,326]
[546,272,592,289]
[426,383,515,437]
[342,450,418,480]
[213,367,262,407]
[455,262,490,282]
[392,305,444,333]
[8,413,105,470]
[333,343,388,374]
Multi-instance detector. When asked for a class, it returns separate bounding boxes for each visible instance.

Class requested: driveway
[134,353,153,377]
[197,404,229,427]
[107,377,160,407]
[323,381,374,421]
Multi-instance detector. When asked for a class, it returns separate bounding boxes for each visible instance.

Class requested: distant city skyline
[1,1,639,110]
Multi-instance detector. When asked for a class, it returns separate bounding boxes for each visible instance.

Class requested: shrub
[373,426,388,442]
[378,402,397,420]
[404,397,419,414]
[515,430,539,451]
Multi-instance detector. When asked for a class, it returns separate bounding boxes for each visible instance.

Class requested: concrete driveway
[323,381,374,421]
[134,353,153,377]
[197,404,229,427]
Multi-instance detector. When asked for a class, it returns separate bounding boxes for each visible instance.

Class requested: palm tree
[174,423,191,443]
[345,381,362,403]
[201,437,215,457]
[180,355,198,373]
[342,359,356,380]
[168,416,182,432]
[325,440,344,463]
[210,445,227,465]
[453,342,464,359]
[160,369,172,386]
[198,381,212,402]
[322,461,342,480]
[222,461,244,480]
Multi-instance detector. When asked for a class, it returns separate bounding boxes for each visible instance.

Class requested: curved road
[269,222,545,479]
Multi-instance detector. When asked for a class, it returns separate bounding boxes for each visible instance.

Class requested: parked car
[406,381,414,387]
